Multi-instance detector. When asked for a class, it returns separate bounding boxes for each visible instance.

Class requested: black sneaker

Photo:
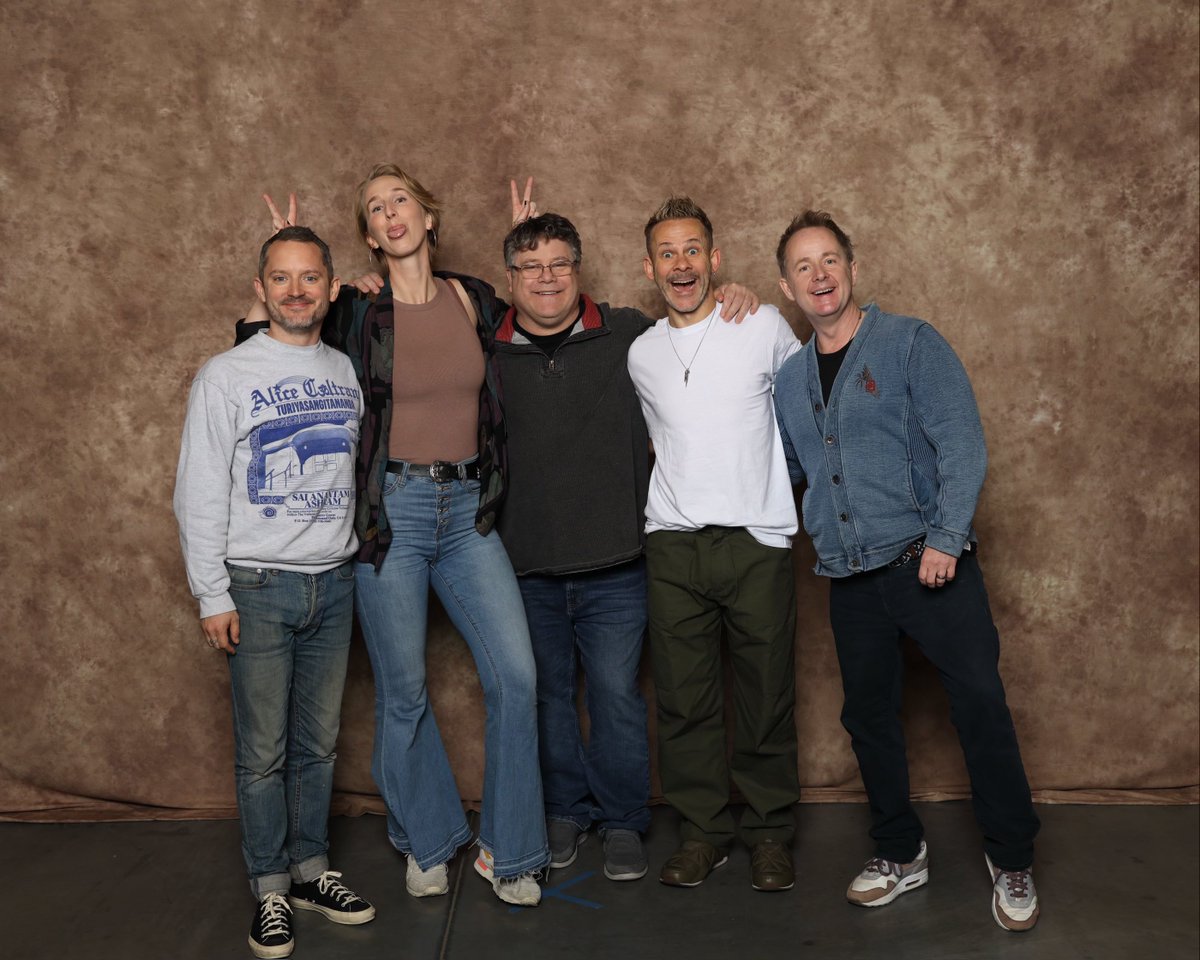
[288,870,376,925]
[249,892,293,959]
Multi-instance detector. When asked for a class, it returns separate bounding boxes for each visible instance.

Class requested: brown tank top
[388,278,484,462]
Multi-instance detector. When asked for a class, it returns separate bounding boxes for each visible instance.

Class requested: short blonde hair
[354,163,442,269]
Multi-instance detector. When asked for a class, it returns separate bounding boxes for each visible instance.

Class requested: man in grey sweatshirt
[174,226,372,959]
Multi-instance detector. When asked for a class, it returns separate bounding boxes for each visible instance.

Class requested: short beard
[266,299,329,334]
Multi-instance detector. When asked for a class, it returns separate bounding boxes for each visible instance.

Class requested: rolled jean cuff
[289,854,330,885]
[250,871,292,900]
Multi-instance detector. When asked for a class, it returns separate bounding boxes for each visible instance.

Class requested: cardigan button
[832,474,841,484]
[814,403,823,413]
[839,512,848,522]
[825,435,835,445]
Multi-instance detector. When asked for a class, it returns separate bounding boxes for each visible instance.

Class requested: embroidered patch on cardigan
[855,364,880,397]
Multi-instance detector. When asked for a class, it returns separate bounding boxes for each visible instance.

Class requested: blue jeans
[354,465,548,878]
[225,561,355,899]
[829,549,1040,869]
[518,559,652,834]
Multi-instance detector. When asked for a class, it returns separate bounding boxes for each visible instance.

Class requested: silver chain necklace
[667,312,716,386]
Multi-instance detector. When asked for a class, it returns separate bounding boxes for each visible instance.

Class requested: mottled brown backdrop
[2,0,1197,820]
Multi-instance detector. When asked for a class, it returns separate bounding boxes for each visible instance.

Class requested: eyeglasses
[510,259,578,278]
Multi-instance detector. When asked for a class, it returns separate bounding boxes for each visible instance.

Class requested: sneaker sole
[287,897,376,925]
[248,934,294,959]
[604,864,649,881]
[659,854,728,887]
[847,867,929,907]
[406,881,449,898]
[752,878,795,892]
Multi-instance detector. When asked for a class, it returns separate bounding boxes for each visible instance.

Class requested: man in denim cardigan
[772,211,1041,932]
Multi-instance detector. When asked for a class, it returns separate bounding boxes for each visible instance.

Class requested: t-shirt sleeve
[769,311,802,374]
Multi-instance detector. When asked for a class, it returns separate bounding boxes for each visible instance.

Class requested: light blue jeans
[226,560,355,898]
[354,465,548,878]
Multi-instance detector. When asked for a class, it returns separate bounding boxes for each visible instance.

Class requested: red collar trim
[497,295,601,344]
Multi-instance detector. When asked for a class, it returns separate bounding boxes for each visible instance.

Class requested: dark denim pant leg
[570,561,651,834]
[519,573,592,828]
[520,560,651,834]
[829,567,922,863]
[885,552,1039,870]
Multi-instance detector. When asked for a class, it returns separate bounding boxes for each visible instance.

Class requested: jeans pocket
[383,469,409,496]
[227,564,270,590]
[334,562,356,583]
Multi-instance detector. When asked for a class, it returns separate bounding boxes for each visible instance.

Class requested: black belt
[386,459,480,482]
[887,537,926,567]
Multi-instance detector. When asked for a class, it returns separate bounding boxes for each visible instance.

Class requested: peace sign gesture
[510,177,538,226]
[262,191,299,233]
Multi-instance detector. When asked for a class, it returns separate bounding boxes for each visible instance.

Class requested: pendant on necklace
[684,369,690,386]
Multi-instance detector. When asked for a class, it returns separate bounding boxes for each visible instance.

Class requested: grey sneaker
[602,829,648,881]
[846,840,929,906]
[547,819,587,868]
[986,854,1040,931]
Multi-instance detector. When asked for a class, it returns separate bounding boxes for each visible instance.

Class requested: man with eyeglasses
[494,208,758,884]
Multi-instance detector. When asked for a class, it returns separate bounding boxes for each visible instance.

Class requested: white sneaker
[493,874,542,907]
[405,856,448,898]
[986,854,1040,931]
[846,840,929,907]
[473,846,541,906]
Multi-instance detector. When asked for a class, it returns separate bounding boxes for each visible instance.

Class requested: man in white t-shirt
[174,227,372,958]
[626,198,802,892]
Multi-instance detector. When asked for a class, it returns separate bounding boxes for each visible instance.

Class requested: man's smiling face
[778,225,858,324]
[506,238,581,334]
[643,218,721,322]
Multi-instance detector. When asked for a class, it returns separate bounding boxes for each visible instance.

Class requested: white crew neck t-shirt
[627,303,801,548]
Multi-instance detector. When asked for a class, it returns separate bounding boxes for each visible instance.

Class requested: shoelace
[997,869,1030,899]
[314,870,363,905]
[862,857,900,878]
[258,893,292,936]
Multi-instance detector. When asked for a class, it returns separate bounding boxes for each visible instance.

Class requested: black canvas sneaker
[288,870,376,925]
[249,892,293,959]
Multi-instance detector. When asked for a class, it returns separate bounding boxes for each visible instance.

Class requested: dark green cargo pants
[646,527,800,847]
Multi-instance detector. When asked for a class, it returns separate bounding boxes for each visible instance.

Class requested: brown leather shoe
[751,839,795,891]
[659,840,729,887]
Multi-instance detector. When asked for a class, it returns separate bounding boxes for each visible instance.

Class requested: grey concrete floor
[2,802,1195,960]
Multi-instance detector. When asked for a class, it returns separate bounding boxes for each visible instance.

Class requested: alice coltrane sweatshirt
[174,332,364,618]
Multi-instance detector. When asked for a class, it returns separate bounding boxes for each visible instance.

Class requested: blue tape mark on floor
[508,869,604,914]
